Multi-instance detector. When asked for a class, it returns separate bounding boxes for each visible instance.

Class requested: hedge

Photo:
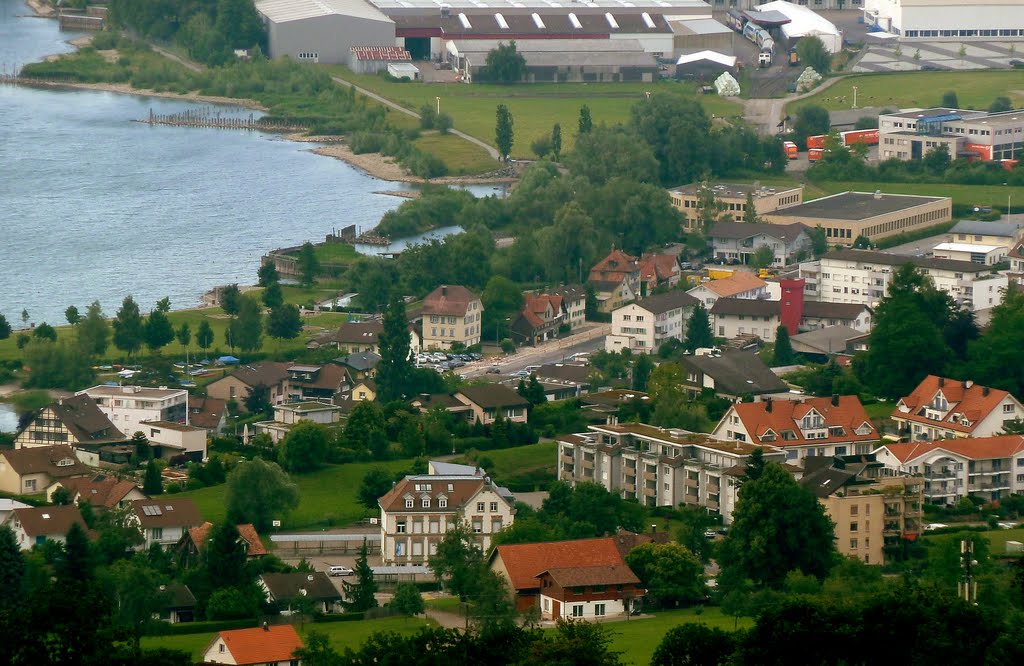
[145,618,258,636]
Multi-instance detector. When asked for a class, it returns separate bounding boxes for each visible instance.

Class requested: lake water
[0,0,498,327]
[0,402,16,433]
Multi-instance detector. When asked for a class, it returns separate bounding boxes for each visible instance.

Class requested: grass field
[453,441,557,488]
[413,132,499,175]
[812,180,1024,210]
[864,401,895,422]
[606,608,752,665]
[325,66,743,159]
[788,70,1024,114]
[141,616,429,662]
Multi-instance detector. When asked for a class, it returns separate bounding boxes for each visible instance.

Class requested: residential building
[334,352,380,384]
[421,285,483,350]
[710,297,872,342]
[947,220,1024,253]
[1009,238,1024,278]
[308,319,383,354]
[546,285,588,330]
[78,384,189,430]
[557,422,786,520]
[259,572,343,614]
[891,375,1024,441]
[637,252,682,294]
[130,498,204,551]
[605,290,699,354]
[201,624,304,666]
[285,363,348,403]
[580,390,652,424]
[188,395,227,435]
[686,271,768,310]
[801,456,924,565]
[510,293,565,346]
[254,401,346,444]
[15,395,128,466]
[931,242,1006,266]
[138,421,208,462]
[535,565,644,620]
[454,385,530,425]
[206,361,291,411]
[0,445,89,496]
[48,474,146,510]
[708,220,812,267]
[763,191,952,245]
[798,249,1008,314]
[790,325,870,361]
[408,393,473,419]
[489,536,641,613]
[874,435,1024,505]
[676,350,789,400]
[5,505,87,551]
[179,522,267,567]
[157,583,197,624]
[668,182,804,233]
[378,475,516,565]
[589,249,641,312]
[533,363,592,400]
[350,379,377,402]
[710,395,879,462]
[877,107,1024,163]
[0,499,31,527]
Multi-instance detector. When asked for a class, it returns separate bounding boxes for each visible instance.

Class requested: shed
[387,62,421,80]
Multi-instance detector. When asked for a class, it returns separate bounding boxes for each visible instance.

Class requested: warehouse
[762,191,952,245]
[863,0,1024,39]
[879,108,1024,162]
[447,39,659,83]
[255,0,396,65]
[753,1,843,53]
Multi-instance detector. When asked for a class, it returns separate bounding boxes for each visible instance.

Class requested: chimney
[938,377,945,387]
[765,398,773,413]
[983,386,990,396]
[831,394,840,407]
[965,380,974,389]
[441,285,448,297]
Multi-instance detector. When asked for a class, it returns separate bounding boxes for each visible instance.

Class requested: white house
[138,421,208,462]
[4,505,87,551]
[605,291,699,353]
[686,271,769,310]
[709,298,872,343]
[201,624,304,666]
[891,375,1024,441]
[129,498,204,551]
[78,385,189,432]
[253,401,346,444]
[708,220,812,267]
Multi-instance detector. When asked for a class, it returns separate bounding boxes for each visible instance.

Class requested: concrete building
[605,291,699,354]
[710,297,873,342]
[763,191,952,245]
[707,220,812,267]
[687,271,769,309]
[863,0,1024,40]
[447,38,659,83]
[255,0,397,65]
[798,249,1008,314]
[891,375,1024,441]
[878,107,1024,162]
[138,421,208,462]
[669,182,804,233]
[931,242,1005,266]
[254,401,346,444]
[78,385,189,432]
[557,422,786,521]
[421,285,483,350]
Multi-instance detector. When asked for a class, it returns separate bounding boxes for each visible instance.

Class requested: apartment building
[878,107,1024,162]
[78,385,189,430]
[421,285,483,350]
[556,422,786,523]
[709,297,872,343]
[378,475,515,565]
[874,435,1024,505]
[707,220,812,267]
[686,271,768,310]
[605,290,699,354]
[668,182,804,233]
[892,375,1024,441]
[799,249,1008,314]
[15,396,127,466]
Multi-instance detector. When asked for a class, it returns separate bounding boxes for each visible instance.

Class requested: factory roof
[949,219,1024,238]
[765,191,948,222]
[372,0,710,11]
[670,17,731,36]
[256,0,393,24]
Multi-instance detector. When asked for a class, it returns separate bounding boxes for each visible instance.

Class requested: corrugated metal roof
[256,0,394,24]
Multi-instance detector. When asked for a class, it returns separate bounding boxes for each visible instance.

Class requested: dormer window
[421,497,431,508]
[801,412,824,429]
[439,498,448,508]
[932,394,948,411]
[405,498,414,509]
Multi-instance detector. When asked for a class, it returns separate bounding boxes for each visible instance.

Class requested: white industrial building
[256,0,397,65]
[754,1,843,52]
[863,0,1024,39]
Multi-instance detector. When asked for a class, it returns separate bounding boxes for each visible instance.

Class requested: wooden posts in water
[139,107,305,133]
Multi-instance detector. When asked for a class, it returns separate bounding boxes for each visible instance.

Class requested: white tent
[676,50,737,68]
[754,1,843,54]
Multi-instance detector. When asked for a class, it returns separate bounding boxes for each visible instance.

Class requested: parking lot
[854,40,1023,73]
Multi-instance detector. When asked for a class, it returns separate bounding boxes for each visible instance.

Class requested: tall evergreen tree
[578,104,593,135]
[257,261,280,288]
[684,303,714,352]
[230,296,263,353]
[144,308,175,355]
[297,242,320,288]
[551,122,562,160]
[261,281,284,309]
[0,314,10,340]
[176,322,191,357]
[0,525,25,607]
[143,460,163,495]
[376,296,414,402]
[112,296,144,358]
[632,353,654,392]
[772,326,795,366]
[203,523,249,590]
[343,540,378,611]
[77,300,109,357]
[495,104,515,162]
[131,431,151,461]
[196,320,214,354]
[219,284,242,316]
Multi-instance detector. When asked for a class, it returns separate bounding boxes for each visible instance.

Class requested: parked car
[486,367,501,374]
[924,523,948,531]
[328,566,353,577]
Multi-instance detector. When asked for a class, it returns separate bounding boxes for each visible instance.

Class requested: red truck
[840,129,879,146]
[808,148,824,163]
[806,134,826,150]
[783,141,798,159]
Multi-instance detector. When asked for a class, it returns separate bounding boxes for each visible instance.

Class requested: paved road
[459,326,608,379]
[330,74,501,161]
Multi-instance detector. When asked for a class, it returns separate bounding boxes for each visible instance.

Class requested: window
[595,603,606,616]
[151,527,163,541]
[544,598,550,611]
[430,520,439,533]
[477,502,485,512]
[421,497,430,508]
[219,644,225,654]
[850,522,858,533]
[850,505,859,516]
[472,520,483,533]
[572,605,584,617]
[405,499,414,508]
[490,502,498,512]
[24,479,36,492]
[412,542,423,556]
[492,518,503,532]
[396,542,405,556]
[439,499,447,508]
[397,521,406,534]
[1004,403,1016,413]
[850,538,858,549]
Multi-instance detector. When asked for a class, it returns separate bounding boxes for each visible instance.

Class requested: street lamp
[436,96,441,115]
[852,86,858,109]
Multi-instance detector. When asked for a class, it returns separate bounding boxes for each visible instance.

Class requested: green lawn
[788,70,1024,114]
[976,527,1024,554]
[300,243,361,264]
[141,616,429,662]
[604,608,752,665]
[414,132,500,175]
[864,401,894,422]
[453,441,557,489]
[812,180,1024,210]
[324,66,742,159]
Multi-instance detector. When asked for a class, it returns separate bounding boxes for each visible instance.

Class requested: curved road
[330,74,501,161]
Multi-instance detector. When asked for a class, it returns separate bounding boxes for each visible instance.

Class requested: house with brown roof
[285,364,348,403]
[891,376,1024,442]
[206,361,291,412]
[0,444,90,496]
[47,474,146,510]
[708,220,812,267]
[179,521,267,567]
[709,297,872,344]
[489,537,643,614]
[545,285,588,330]
[15,395,128,466]
[201,624,304,666]
[637,252,682,294]
[454,385,530,425]
[677,350,789,400]
[4,505,88,551]
[409,393,473,418]
[308,319,383,354]
[509,293,564,347]
[379,475,515,566]
[421,285,483,351]
[686,271,769,310]
[129,498,204,551]
[188,396,227,435]
[589,249,642,313]
[259,572,342,614]
[605,290,699,354]
[710,395,879,462]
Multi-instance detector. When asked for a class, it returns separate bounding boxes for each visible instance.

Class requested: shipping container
[808,148,824,162]
[806,135,827,150]
[840,129,879,146]
[783,141,798,159]
[788,49,799,66]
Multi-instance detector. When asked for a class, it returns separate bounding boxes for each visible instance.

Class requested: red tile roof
[59,475,142,509]
[537,564,641,588]
[879,435,1024,464]
[205,624,304,665]
[894,375,1016,434]
[589,249,639,284]
[697,271,767,297]
[187,521,267,557]
[423,285,479,316]
[492,537,626,592]
[188,395,227,431]
[730,396,877,448]
[638,253,679,283]
[378,477,491,513]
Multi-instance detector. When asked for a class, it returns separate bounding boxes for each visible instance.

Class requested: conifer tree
[343,541,378,612]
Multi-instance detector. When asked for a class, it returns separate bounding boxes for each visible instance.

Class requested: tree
[196,320,214,354]
[33,322,57,342]
[792,104,831,148]
[143,460,163,495]
[279,421,330,473]
[22,340,95,389]
[391,582,425,616]
[483,40,526,83]
[358,468,395,512]
[923,144,951,174]
[219,284,242,316]
[20,309,29,326]
[261,281,284,309]
[113,296,145,358]
[435,112,453,134]
[297,242,320,287]
[578,104,593,135]
[257,262,280,288]
[106,559,169,656]
[0,525,25,606]
[772,326,795,366]
[672,505,717,564]
[225,458,300,532]
[742,192,759,224]
[632,353,654,392]
[155,297,171,313]
[203,522,249,589]
[941,90,959,108]
[229,296,263,353]
[431,520,484,600]
[342,540,378,612]
[750,245,775,270]
[65,305,81,328]
[989,96,1013,113]
[376,296,415,402]
[77,301,109,357]
[630,94,711,186]
[524,619,624,666]
[965,289,1024,398]
[684,303,714,352]
[530,134,552,159]
[517,375,547,407]
[0,314,9,341]
[132,431,151,461]
[144,308,175,355]
[796,35,831,75]
[566,125,659,186]
[267,303,302,345]
[175,323,191,359]
[719,463,837,589]
[52,486,73,505]
[344,401,388,457]
[551,123,562,160]
[625,542,704,608]
[493,104,517,164]
[651,623,737,666]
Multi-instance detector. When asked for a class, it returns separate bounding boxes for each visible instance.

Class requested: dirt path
[151,44,205,74]
[741,75,851,135]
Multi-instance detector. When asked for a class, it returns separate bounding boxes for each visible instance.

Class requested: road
[458,325,609,379]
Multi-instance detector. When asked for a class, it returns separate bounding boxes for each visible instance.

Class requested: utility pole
[959,538,978,603]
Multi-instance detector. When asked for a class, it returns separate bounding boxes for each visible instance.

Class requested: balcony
[582,458,594,469]
[969,481,1011,491]
[624,467,636,477]
[561,454,574,465]
[623,482,636,494]
[706,500,719,510]
[685,477,700,488]
[643,472,657,482]
[643,486,657,497]
[924,471,957,480]
[967,468,1005,477]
